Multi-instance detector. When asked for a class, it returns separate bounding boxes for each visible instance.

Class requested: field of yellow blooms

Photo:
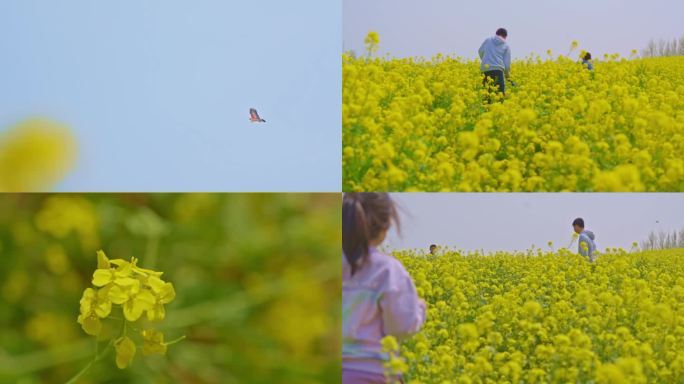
[388,248,684,383]
[0,194,340,384]
[343,51,684,191]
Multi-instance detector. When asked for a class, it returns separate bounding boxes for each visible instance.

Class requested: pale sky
[0,0,341,192]
[344,0,684,59]
[384,193,684,253]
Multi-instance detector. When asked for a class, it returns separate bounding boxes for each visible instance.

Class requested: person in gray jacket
[572,217,597,262]
[479,28,512,97]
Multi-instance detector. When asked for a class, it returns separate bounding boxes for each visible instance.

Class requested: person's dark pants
[482,69,505,95]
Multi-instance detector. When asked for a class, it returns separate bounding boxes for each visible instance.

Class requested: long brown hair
[342,193,400,275]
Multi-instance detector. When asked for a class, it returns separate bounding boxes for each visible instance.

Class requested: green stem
[145,236,159,268]
[164,335,186,346]
[64,340,113,384]
[64,358,94,384]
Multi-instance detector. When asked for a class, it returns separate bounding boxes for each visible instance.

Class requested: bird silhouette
[249,108,266,123]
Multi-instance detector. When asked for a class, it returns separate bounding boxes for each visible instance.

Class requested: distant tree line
[642,35,684,57]
[641,229,684,250]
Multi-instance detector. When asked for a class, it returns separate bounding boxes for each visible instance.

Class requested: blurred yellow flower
[364,31,380,46]
[522,300,542,318]
[381,335,400,352]
[0,118,76,191]
[364,31,380,57]
[45,244,71,275]
[26,312,77,346]
[382,335,408,381]
[35,195,99,251]
[580,242,589,252]
[2,270,30,303]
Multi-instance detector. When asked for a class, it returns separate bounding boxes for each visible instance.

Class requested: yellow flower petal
[135,266,164,277]
[123,301,143,321]
[146,303,166,322]
[147,276,166,293]
[94,297,112,318]
[114,278,141,300]
[108,284,129,305]
[157,282,176,304]
[81,314,101,336]
[92,269,113,286]
[123,291,154,322]
[136,289,156,309]
[114,336,136,369]
[114,276,139,288]
[79,288,95,314]
[114,262,133,278]
[96,250,111,269]
[142,329,167,356]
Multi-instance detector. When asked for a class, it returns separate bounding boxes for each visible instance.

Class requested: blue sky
[385,193,684,253]
[0,0,340,191]
[344,0,684,59]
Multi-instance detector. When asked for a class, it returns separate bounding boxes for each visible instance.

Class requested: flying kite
[249,108,266,123]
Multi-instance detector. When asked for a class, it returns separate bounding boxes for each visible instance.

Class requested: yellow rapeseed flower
[77,287,111,336]
[364,31,380,46]
[0,118,76,191]
[142,329,167,356]
[77,250,179,369]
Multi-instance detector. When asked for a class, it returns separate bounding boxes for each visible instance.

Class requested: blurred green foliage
[0,194,341,383]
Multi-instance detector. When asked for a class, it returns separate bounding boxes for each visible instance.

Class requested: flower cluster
[389,247,684,383]
[77,250,177,369]
[35,195,99,251]
[343,37,684,191]
[381,335,408,383]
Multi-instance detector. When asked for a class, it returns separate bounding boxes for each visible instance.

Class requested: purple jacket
[342,247,426,375]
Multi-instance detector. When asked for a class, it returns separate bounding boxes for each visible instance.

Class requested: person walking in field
[572,217,596,261]
[343,193,426,384]
[581,52,594,71]
[479,28,512,97]
[429,244,437,255]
